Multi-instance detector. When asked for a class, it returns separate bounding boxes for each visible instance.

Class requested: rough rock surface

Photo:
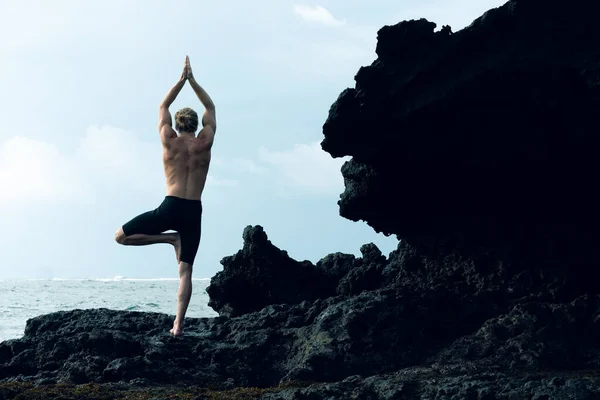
[206,226,387,317]
[206,226,356,317]
[261,370,600,400]
[3,0,600,399]
[2,229,600,397]
[321,0,600,265]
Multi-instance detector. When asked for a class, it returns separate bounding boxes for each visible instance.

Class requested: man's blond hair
[174,107,198,133]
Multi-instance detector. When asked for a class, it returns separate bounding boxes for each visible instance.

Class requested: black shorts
[122,196,203,265]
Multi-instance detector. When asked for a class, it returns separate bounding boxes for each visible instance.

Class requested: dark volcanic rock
[2,236,599,392]
[432,294,600,371]
[207,226,393,317]
[321,0,600,265]
[262,370,600,400]
[337,244,386,296]
[206,226,354,317]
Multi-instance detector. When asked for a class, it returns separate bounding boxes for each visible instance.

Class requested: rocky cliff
[2,0,600,398]
[322,0,600,266]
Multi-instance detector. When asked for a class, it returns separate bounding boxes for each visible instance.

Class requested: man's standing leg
[170,223,201,336]
[171,260,193,336]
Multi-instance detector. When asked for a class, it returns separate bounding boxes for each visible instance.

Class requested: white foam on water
[93,276,125,282]
[52,278,86,281]
[45,277,211,282]
[102,277,211,282]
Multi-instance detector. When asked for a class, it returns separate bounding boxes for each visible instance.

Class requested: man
[114,55,216,336]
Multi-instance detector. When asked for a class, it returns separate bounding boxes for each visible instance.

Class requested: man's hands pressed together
[184,55,195,81]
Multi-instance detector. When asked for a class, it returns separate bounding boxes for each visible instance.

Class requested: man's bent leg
[115,227,178,246]
[115,206,181,260]
[115,228,181,263]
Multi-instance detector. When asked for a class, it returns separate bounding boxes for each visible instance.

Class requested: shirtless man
[114,55,216,336]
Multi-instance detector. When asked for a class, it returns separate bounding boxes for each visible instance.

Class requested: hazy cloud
[0,125,237,205]
[75,125,163,194]
[293,4,346,27]
[0,137,89,205]
[257,142,348,196]
[206,176,239,187]
[247,5,375,80]
[212,157,269,176]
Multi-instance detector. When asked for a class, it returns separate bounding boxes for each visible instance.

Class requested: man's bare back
[162,127,212,200]
[114,55,216,336]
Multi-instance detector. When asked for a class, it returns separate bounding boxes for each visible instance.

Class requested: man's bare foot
[172,233,181,263]
[169,327,184,336]
[170,320,184,336]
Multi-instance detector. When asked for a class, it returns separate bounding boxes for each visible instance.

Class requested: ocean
[0,277,219,343]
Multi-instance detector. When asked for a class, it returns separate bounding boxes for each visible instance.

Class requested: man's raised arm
[158,60,187,135]
[186,57,216,134]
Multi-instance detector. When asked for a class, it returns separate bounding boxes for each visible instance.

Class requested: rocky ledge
[2,226,600,398]
[2,0,600,398]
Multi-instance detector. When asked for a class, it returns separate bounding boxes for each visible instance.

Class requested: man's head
[174,107,198,133]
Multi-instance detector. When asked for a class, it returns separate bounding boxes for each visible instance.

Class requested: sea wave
[51,278,86,281]
[121,278,211,282]
[45,277,211,282]
[94,276,125,282]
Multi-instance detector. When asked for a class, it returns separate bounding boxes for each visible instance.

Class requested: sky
[0,0,506,279]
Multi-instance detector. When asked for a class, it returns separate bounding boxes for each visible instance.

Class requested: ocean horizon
[0,277,219,342]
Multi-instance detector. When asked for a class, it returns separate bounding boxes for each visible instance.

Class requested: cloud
[257,142,348,196]
[0,137,90,205]
[293,4,346,27]
[231,158,269,175]
[212,157,269,176]
[75,125,163,194]
[248,5,374,80]
[206,176,239,187]
[0,126,237,205]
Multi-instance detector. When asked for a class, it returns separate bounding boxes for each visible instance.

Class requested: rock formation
[322,0,600,266]
[2,0,600,398]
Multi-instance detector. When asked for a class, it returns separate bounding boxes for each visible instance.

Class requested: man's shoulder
[160,125,177,141]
